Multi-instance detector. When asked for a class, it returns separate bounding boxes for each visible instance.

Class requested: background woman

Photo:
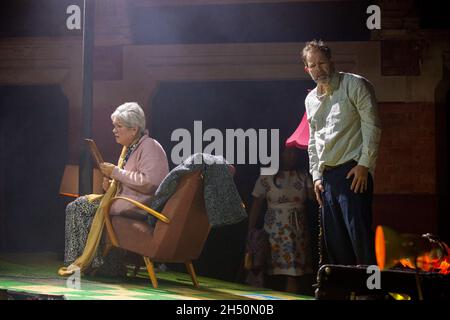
[248,146,315,293]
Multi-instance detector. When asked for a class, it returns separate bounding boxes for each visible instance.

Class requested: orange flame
[398,245,450,275]
[437,259,450,275]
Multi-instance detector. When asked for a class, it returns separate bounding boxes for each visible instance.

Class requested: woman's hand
[247,197,264,233]
[99,162,116,178]
[102,177,111,192]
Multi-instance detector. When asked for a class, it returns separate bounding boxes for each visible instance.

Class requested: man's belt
[323,160,357,171]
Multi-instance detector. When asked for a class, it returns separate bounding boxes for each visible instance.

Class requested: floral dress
[252,170,314,276]
[64,196,126,276]
[63,142,140,277]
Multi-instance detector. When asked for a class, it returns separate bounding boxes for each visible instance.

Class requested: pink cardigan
[109,134,169,219]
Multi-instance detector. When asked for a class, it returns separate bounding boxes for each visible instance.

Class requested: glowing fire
[438,260,450,275]
[375,226,450,275]
[399,244,450,275]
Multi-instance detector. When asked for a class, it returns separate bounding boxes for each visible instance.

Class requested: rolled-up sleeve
[353,78,382,170]
[306,106,322,182]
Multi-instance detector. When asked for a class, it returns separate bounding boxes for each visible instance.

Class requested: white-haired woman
[60,102,169,277]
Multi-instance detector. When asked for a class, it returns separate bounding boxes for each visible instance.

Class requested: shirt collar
[313,72,340,99]
[328,71,340,93]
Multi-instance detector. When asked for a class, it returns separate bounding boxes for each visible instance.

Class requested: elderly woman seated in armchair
[58,102,169,277]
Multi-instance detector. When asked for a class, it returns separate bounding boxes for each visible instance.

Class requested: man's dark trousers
[321,161,376,265]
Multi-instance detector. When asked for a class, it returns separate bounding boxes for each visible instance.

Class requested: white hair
[111,102,146,135]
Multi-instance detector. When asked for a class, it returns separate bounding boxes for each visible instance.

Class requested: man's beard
[313,66,335,84]
[313,74,331,84]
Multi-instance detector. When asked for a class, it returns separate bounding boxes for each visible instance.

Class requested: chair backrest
[148,170,211,262]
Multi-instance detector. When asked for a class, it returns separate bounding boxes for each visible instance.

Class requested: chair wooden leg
[186,261,199,288]
[102,243,112,257]
[143,257,158,289]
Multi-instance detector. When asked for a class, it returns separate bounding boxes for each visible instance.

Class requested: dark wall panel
[131,1,372,44]
[0,0,82,38]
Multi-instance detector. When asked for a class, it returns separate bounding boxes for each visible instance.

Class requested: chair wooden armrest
[107,196,170,223]
[104,196,170,248]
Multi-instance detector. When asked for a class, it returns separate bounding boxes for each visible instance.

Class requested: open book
[85,138,104,168]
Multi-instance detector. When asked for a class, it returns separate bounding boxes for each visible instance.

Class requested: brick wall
[373,102,437,234]
[375,102,436,194]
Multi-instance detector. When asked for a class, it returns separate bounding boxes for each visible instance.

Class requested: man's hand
[99,162,116,178]
[314,179,324,208]
[346,165,369,193]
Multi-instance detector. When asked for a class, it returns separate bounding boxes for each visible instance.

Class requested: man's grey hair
[111,102,146,134]
[302,39,332,65]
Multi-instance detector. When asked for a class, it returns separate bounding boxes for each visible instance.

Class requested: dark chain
[318,206,324,267]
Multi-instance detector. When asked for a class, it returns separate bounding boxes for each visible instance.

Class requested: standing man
[302,40,381,265]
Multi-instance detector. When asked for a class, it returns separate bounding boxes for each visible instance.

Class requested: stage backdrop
[149,79,316,281]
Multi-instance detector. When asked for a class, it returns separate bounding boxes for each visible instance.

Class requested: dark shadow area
[416,0,450,29]
[0,85,69,253]
[149,80,318,283]
[130,1,371,44]
[0,0,82,38]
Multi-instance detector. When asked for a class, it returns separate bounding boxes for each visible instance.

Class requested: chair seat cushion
[111,216,155,257]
